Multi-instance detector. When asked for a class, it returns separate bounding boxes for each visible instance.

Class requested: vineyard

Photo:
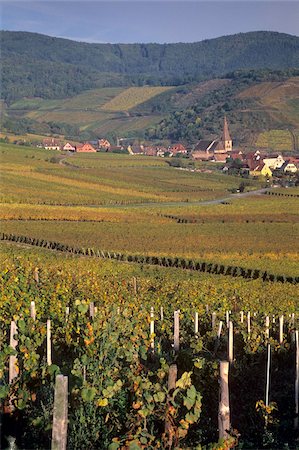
[1,141,299,448]
[1,245,299,449]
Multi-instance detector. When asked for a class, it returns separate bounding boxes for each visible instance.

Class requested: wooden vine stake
[265,316,270,340]
[65,307,70,322]
[174,310,180,352]
[51,374,68,450]
[265,343,271,425]
[160,306,164,321]
[194,312,199,336]
[150,307,155,351]
[165,363,178,448]
[47,319,52,366]
[247,311,251,335]
[34,267,39,283]
[132,277,137,295]
[30,301,36,321]
[89,302,95,319]
[219,361,230,440]
[226,311,230,328]
[295,330,299,429]
[9,321,18,384]
[279,315,284,344]
[240,311,244,324]
[217,321,223,339]
[228,321,234,363]
[212,312,216,330]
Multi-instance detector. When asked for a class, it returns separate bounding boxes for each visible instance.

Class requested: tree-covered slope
[1,30,299,102]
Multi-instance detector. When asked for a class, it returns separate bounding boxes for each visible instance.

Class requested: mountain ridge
[2,30,299,103]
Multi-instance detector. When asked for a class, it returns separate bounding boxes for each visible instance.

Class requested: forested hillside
[1,30,299,102]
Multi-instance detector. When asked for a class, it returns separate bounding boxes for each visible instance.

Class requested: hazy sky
[1,1,298,44]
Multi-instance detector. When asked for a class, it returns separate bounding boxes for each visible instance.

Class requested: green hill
[1,30,299,103]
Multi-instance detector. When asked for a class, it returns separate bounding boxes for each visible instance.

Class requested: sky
[1,0,298,44]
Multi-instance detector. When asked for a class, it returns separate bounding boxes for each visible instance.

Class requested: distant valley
[1,30,299,151]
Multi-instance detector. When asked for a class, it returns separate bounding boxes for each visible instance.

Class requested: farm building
[75,143,96,153]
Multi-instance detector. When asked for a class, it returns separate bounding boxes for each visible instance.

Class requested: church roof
[194,140,214,151]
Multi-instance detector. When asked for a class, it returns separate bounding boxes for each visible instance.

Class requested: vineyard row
[1,232,298,284]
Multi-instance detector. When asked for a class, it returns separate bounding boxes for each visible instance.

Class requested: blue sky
[1,1,298,44]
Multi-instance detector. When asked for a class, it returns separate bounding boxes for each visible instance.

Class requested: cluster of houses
[41,117,298,177]
[41,137,189,157]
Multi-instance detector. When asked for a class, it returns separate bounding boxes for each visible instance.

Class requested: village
[39,117,299,181]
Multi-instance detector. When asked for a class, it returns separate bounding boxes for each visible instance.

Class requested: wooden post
[206,304,209,314]
[212,312,216,330]
[247,311,251,335]
[265,316,270,340]
[51,375,68,450]
[226,311,230,328]
[194,312,199,335]
[65,307,69,322]
[165,364,178,448]
[228,321,233,363]
[240,311,244,324]
[30,301,36,321]
[279,315,284,344]
[272,315,276,324]
[174,310,180,352]
[34,267,39,283]
[217,321,223,339]
[265,343,271,408]
[219,361,230,440]
[150,307,154,351]
[133,277,137,295]
[291,313,295,327]
[47,319,52,366]
[89,302,95,319]
[295,330,299,429]
[160,306,164,321]
[9,321,18,384]
[117,307,120,315]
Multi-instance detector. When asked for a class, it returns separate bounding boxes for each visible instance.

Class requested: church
[192,117,233,161]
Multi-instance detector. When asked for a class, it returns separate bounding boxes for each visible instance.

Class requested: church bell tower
[223,116,232,152]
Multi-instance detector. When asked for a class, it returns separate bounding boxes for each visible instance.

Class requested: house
[156,147,168,157]
[127,144,144,155]
[280,160,298,173]
[75,143,96,153]
[229,150,244,161]
[144,146,158,157]
[43,138,61,150]
[168,143,187,156]
[211,153,229,163]
[192,149,213,161]
[191,116,233,160]
[250,162,272,177]
[108,145,125,153]
[263,154,285,170]
[63,142,76,152]
[98,139,111,150]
